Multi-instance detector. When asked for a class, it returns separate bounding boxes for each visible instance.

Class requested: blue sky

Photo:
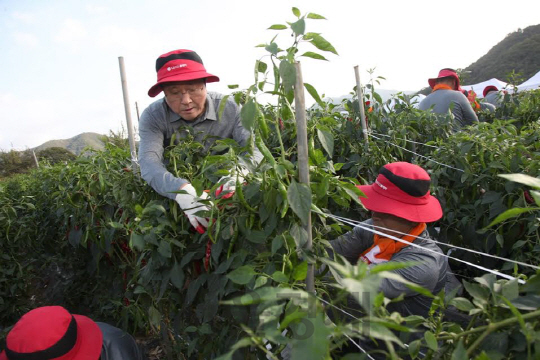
[1,0,539,150]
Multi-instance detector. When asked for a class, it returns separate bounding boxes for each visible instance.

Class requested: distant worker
[463,89,495,117]
[483,85,505,107]
[138,49,262,234]
[0,306,145,360]
[419,68,479,129]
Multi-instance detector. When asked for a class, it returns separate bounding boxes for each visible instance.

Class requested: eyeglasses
[164,86,205,99]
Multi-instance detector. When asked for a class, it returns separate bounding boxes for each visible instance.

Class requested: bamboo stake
[135,101,140,122]
[354,66,369,142]
[294,62,314,295]
[118,56,139,174]
[32,150,39,168]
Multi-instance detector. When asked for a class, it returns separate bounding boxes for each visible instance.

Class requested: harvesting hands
[175,183,210,234]
[137,49,262,233]
[215,165,250,199]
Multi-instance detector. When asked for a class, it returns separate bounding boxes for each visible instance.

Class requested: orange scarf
[359,223,427,264]
[432,84,453,92]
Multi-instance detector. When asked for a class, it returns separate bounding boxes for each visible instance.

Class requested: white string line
[328,214,540,271]
[324,213,525,284]
[368,133,475,176]
[370,131,439,149]
[316,296,376,360]
[317,296,426,358]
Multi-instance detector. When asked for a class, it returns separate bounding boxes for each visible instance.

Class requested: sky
[1,0,539,151]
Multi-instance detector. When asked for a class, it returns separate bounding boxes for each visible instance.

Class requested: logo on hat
[167,64,187,71]
[375,179,387,190]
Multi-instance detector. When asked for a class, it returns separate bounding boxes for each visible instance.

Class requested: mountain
[33,132,105,155]
[463,24,540,85]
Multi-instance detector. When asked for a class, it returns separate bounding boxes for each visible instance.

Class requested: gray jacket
[418,90,479,129]
[138,92,261,199]
[484,91,502,106]
[329,219,448,317]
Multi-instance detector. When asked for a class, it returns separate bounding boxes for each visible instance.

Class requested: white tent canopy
[461,78,509,98]
[516,70,540,92]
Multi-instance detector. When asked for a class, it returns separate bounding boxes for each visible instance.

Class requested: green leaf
[265,42,279,55]
[170,261,185,289]
[129,232,144,251]
[499,173,540,189]
[227,265,257,285]
[218,94,230,120]
[290,312,331,360]
[271,235,283,255]
[254,276,268,289]
[449,297,475,312]
[227,84,239,89]
[317,128,334,157]
[287,180,312,226]
[148,305,161,329]
[463,281,490,303]
[307,13,326,20]
[369,261,419,274]
[502,279,519,300]
[408,339,421,359]
[424,331,438,351]
[486,207,539,228]
[213,337,253,360]
[256,60,268,73]
[240,98,259,131]
[301,51,327,61]
[158,240,172,258]
[291,223,308,248]
[279,60,296,93]
[339,181,365,206]
[221,286,308,305]
[268,24,288,30]
[530,190,540,206]
[292,261,308,280]
[292,7,301,17]
[451,340,467,360]
[291,18,305,36]
[304,83,324,107]
[272,271,289,283]
[304,32,338,55]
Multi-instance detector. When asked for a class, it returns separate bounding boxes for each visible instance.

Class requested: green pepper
[227,221,238,259]
[255,131,276,167]
[277,180,289,218]
[236,177,257,213]
[258,114,270,139]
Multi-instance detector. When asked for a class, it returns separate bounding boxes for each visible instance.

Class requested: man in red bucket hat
[0,306,144,360]
[418,68,478,129]
[138,49,262,234]
[328,162,453,317]
[483,85,507,107]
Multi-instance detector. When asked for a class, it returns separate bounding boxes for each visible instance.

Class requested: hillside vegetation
[33,132,105,155]
[464,24,540,84]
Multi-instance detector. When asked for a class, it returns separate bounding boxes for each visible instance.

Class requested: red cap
[0,306,103,360]
[357,162,442,223]
[483,85,498,97]
[428,68,460,90]
[148,49,219,97]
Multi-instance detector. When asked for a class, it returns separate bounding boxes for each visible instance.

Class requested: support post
[32,150,39,168]
[118,56,139,173]
[294,62,314,295]
[354,66,369,142]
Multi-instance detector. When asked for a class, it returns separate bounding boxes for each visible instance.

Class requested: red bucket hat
[357,162,442,223]
[428,68,460,90]
[148,49,219,97]
[483,85,498,97]
[0,306,103,360]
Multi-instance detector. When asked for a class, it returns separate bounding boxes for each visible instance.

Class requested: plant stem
[438,309,540,342]
[466,324,494,357]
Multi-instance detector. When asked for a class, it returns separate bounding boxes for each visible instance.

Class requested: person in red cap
[328,162,452,317]
[418,68,479,129]
[0,306,144,360]
[138,49,262,234]
[483,85,505,107]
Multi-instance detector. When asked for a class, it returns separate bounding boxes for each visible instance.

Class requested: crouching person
[0,306,145,360]
[328,162,450,318]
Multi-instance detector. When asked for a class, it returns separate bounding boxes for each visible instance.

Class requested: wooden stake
[294,62,314,294]
[118,56,139,174]
[354,66,369,142]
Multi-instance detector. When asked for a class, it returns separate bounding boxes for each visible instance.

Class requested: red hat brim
[357,184,442,223]
[148,71,219,97]
[428,71,460,90]
[0,314,102,360]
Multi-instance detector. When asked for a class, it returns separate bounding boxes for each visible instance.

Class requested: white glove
[175,184,209,234]
[216,166,250,198]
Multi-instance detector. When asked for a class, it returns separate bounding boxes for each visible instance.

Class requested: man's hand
[175,184,210,234]
[216,166,250,199]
